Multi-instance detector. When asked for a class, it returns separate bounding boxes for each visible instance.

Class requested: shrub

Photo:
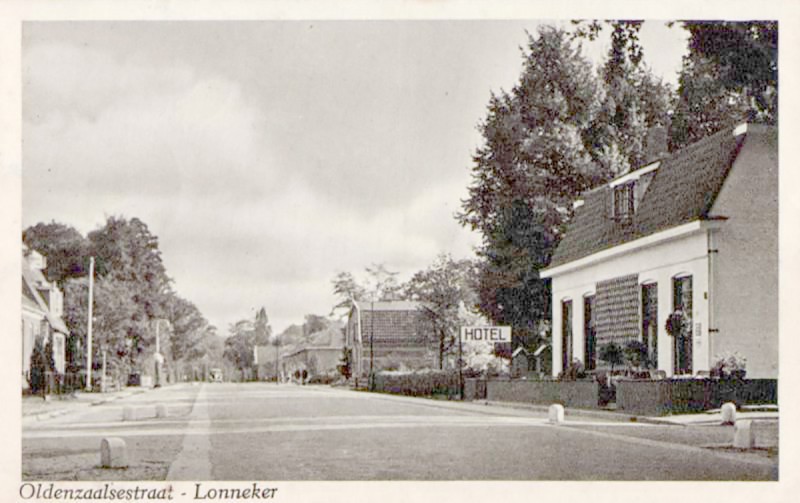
[374,369,461,397]
[598,342,624,373]
[623,340,649,369]
[711,352,747,379]
[558,358,587,381]
[337,347,353,380]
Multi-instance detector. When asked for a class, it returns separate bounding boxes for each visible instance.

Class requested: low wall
[464,378,487,401]
[616,378,778,416]
[486,379,599,409]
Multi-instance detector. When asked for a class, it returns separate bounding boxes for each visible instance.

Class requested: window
[584,295,596,370]
[561,300,573,372]
[613,181,636,221]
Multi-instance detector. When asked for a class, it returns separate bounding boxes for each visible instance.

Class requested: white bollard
[156,404,167,418]
[100,437,128,468]
[721,402,737,425]
[733,419,755,449]
[548,404,565,425]
[122,406,135,421]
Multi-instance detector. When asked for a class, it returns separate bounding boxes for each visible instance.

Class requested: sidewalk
[480,399,779,426]
[22,386,151,423]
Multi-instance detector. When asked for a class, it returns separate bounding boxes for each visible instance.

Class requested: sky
[21,20,690,335]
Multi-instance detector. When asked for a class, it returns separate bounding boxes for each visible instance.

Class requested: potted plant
[712,352,747,380]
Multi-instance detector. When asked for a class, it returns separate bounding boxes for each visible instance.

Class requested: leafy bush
[598,342,624,372]
[623,340,649,369]
[711,352,747,379]
[558,358,587,381]
[373,369,461,398]
[308,372,340,385]
[336,347,352,380]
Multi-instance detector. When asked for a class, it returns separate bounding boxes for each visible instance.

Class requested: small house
[541,124,777,379]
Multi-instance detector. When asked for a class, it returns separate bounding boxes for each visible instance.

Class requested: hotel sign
[460,326,511,344]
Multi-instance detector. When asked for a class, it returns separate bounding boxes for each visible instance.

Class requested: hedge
[371,370,461,398]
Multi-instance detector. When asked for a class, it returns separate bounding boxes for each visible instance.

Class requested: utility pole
[154,320,163,388]
[369,300,374,391]
[458,328,464,400]
[275,336,280,384]
[85,257,95,392]
[101,345,107,393]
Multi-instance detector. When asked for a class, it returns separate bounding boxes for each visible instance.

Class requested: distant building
[280,326,345,380]
[542,124,777,378]
[344,300,434,376]
[22,246,69,388]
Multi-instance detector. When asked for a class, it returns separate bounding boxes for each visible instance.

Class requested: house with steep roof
[541,123,777,379]
[345,300,434,376]
[22,246,69,388]
[279,325,345,380]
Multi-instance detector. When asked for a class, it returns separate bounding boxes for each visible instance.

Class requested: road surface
[22,382,778,481]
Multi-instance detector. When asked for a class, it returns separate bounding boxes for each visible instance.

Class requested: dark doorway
[672,275,693,374]
[641,283,658,368]
[561,300,573,372]
[583,295,596,370]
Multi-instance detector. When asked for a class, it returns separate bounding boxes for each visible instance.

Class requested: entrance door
[641,283,658,368]
[672,275,693,375]
[561,300,573,372]
[584,295,596,370]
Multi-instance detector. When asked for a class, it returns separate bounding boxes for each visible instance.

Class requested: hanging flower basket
[665,310,689,338]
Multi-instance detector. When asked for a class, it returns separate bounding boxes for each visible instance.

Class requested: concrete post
[733,419,755,449]
[100,437,127,468]
[720,402,736,425]
[156,404,167,418]
[122,406,135,421]
[548,404,565,424]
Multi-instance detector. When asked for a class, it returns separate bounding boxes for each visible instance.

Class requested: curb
[481,400,648,423]
[478,400,711,426]
[22,386,153,423]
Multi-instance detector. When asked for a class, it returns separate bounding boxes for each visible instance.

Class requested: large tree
[63,276,140,376]
[223,307,273,378]
[669,21,777,149]
[403,254,478,369]
[458,27,605,347]
[594,21,673,171]
[25,216,216,379]
[23,221,91,284]
[164,294,209,362]
[572,20,674,170]
[330,263,402,316]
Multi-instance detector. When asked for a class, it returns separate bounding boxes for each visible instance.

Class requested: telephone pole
[85,257,95,392]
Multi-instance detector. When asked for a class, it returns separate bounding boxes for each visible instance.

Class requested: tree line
[23,217,223,386]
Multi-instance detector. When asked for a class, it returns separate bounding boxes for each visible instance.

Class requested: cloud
[24,42,279,206]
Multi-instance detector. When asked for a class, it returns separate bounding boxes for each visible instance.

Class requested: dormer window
[609,161,660,224]
[613,181,636,222]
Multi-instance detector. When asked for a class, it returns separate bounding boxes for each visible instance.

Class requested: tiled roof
[549,125,748,268]
[358,301,423,312]
[21,258,69,333]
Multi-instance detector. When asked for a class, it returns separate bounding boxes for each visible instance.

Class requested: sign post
[459,326,512,393]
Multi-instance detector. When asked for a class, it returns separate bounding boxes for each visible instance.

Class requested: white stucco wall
[549,228,711,377]
[709,128,778,378]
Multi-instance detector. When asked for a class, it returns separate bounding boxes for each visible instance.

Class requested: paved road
[22,382,778,481]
